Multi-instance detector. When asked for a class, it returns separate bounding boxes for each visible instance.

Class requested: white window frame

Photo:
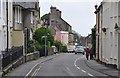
[0,0,6,25]
[0,0,1,18]
[15,6,22,23]
[15,7,17,22]
[19,8,22,23]
[31,12,33,24]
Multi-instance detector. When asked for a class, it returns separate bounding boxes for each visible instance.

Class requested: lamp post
[43,19,49,57]
[24,27,27,62]
[45,35,47,57]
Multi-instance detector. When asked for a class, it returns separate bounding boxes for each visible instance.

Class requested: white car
[75,46,85,54]
[67,45,75,53]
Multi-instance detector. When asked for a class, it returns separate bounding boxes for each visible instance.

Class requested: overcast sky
[40,0,103,36]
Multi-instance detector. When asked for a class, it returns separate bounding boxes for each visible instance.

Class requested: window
[15,7,22,23]
[31,12,33,24]
[0,0,6,25]
[0,0,1,18]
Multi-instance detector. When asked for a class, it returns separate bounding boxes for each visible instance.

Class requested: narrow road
[33,53,107,77]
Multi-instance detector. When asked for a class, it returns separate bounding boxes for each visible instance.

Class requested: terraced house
[50,6,73,45]
[95,0,120,69]
[0,0,7,76]
[0,0,40,77]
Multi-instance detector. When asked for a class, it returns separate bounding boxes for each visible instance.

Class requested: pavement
[84,59,119,78]
[4,54,59,77]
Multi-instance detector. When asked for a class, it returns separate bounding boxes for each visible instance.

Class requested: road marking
[77,67,80,70]
[74,57,79,68]
[25,63,39,78]
[88,73,94,77]
[33,66,41,76]
[74,57,94,77]
[81,69,86,73]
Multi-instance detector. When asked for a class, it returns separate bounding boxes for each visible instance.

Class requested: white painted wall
[0,0,7,52]
[8,0,13,48]
[60,31,68,46]
[0,0,7,72]
[101,2,119,68]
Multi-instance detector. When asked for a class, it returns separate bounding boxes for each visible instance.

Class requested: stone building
[49,6,73,45]
[0,1,40,76]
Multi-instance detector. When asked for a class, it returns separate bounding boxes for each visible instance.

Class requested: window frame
[30,11,33,24]
[15,6,22,24]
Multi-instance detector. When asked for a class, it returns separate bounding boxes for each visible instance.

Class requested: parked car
[67,45,75,53]
[75,46,85,54]
[52,46,58,54]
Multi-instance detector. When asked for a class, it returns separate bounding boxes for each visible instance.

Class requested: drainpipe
[6,1,8,52]
[94,5,100,61]
[98,12,100,61]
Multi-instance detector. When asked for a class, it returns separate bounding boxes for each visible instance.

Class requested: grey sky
[40,0,103,36]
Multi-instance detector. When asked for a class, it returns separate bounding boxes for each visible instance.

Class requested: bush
[61,46,68,52]
[54,40,62,52]
[54,40,67,52]
[34,40,42,51]
[33,27,54,47]
[27,40,34,53]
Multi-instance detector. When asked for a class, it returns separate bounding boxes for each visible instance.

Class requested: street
[7,53,115,78]
[34,53,107,77]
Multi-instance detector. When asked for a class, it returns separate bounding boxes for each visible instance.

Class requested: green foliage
[34,40,42,50]
[61,45,68,52]
[91,27,96,56]
[54,40,63,52]
[41,13,49,21]
[27,40,34,53]
[33,27,54,49]
[54,40,67,52]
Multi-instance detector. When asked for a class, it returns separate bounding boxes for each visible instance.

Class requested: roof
[13,2,36,9]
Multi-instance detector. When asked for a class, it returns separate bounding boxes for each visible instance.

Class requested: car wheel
[75,52,77,54]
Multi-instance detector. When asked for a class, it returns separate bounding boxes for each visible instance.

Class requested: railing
[2,46,23,69]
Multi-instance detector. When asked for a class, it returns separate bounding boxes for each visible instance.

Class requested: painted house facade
[0,1,40,75]
[55,31,69,46]
[0,0,7,74]
[95,1,120,69]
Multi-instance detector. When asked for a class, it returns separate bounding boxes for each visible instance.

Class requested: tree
[41,13,49,22]
[54,40,63,52]
[33,27,54,48]
[91,26,96,56]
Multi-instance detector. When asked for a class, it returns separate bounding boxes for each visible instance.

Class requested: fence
[2,46,23,69]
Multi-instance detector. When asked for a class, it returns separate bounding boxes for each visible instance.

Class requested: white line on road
[33,66,41,76]
[25,63,39,77]
[74,57,94,77]
[88,73,94,77]
[81,69,86,73]
[77,67,80,70]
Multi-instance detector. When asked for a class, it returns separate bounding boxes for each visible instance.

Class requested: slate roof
[13,2,36,9]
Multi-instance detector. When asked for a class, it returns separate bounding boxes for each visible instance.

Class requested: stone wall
[0,51,39,77]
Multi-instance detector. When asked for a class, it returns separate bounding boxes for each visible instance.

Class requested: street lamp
[114,23,120,30]
[43,19,49,57]
[24,27,28,62]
